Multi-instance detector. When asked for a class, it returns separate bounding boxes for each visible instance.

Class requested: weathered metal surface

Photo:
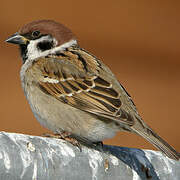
[0,132,179,180]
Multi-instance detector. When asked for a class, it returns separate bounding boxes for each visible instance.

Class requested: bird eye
[32,31,40,38]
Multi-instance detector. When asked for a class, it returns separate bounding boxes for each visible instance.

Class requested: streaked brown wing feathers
[35,56,134,126]
[39,79,133,126]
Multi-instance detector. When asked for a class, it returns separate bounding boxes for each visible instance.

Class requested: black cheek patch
[19,43,28,63]
[37,41,54,51]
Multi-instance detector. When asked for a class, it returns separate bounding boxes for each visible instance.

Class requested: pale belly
[23,83,117,142]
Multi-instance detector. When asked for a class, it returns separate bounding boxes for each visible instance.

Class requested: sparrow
[6,20,179,160]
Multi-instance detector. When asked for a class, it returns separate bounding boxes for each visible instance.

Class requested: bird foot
[92,141,104,151]
[42,132,82,151]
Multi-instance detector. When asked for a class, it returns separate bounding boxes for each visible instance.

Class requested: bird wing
[32,50,134,126]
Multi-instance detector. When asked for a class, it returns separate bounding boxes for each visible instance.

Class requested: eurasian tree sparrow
[6,20,180,160]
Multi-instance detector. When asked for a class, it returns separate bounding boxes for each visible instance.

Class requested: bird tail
[131,121,180,161]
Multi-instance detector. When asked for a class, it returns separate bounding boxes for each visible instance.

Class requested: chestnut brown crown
[19,20,76,46]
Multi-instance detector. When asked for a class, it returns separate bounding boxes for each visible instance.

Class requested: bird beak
[5,32,28,45]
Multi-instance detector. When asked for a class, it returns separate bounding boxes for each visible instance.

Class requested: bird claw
[41,132,82,151]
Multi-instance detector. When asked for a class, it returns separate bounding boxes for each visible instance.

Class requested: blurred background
[1,1,180,152]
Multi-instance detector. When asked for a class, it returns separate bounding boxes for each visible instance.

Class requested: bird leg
[42,132,82,151]
[93,141,104,148]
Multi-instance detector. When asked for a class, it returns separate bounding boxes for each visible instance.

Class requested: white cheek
[26,40,41,60]
[26,38,77,60]
[26,36,57,60]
